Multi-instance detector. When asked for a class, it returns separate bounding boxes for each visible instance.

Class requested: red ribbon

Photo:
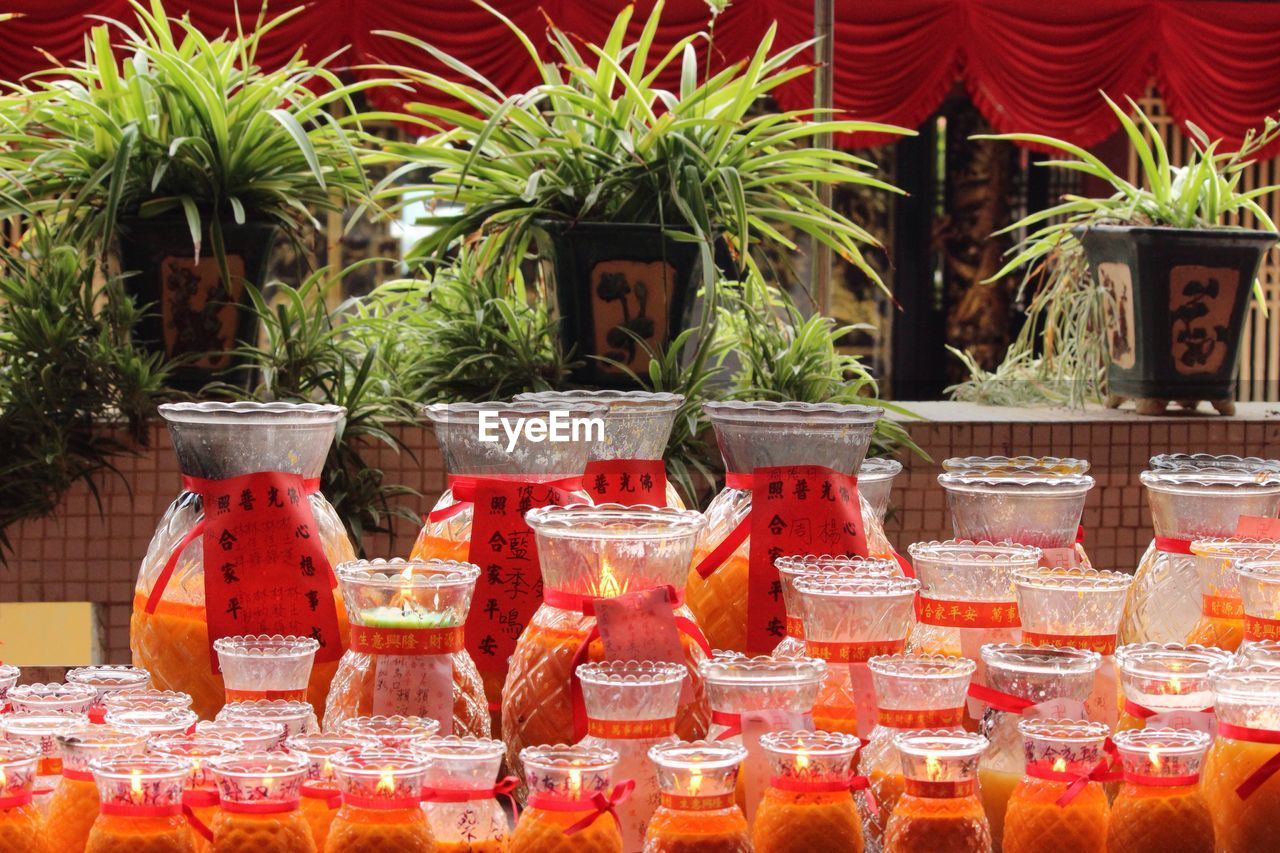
[1077,526,1086,545]
[1024,742,1121,807]
[890,549,915,579]
[181,789,219,842]
[768,774,878,816]
[219,799,300,814]
[876,707,966,729]
[426,474,584,523]
[1244,614,1280,642]
[966,683,1033,714]
[1122,698,1212,720]
[1218,722,1280,800]
[100,801,184,817]
[711,710,742,740]
[1154,536,1193,555]
[1122,772,1201,787]
[692,477,751,580]
[60,768,94,782]
[660,791,737,811]
[904,778,978,798]
[422,776,520,824]
[300,783,342,809]
[0,792,33,809]
[527,780,634,836]
[145,475,323,614]
[1021,631,1117,656]
[917,597,1021,629]
[342,793,422,810]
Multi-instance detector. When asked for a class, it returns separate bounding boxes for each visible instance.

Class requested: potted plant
[0,1,389,389]
[980,95,1280,414]
[376,1,908,386]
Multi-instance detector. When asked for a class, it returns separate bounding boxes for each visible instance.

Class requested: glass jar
[1001,720,1111,853]
[0,711,89,801]
[860,654,976,852]
[645,741,749,853]
[938,457,1094,568]
[216,700,316,739]
[212,635,319,703]
[414,735,512,853]
[194,722,286,753]
[752,730,864,853]
[1203,664,1280,851]
[84,755,192,853]
[576,660,685,851]
[774,556,900,658]
[66,667,150,725]
[208,753,312,853]
[884,731,990,853]
[0,743,48,853]
[148,734,244,853]
[8,683,97,716]
[1236,559,1280,654]
[133,402,356,721]
[1188,538,1280,651]
[102,690,192,715]
[975,644,1100,852]
[0,664,19,712]
[283,733,374,851]
[503,504,710,780]
[795,575,920,738]
[105,707,200,739]
[1013,566,1131,726]
[513,390,685,508]
[1107,728,1213,853]
[686,401,894,656]
[327,750,433,852]
[858,458,903,526]
[512,744,625,853]
[1119,455,1280,645]
[324,558,488,737]
[410,401,603,719]
[1114,643,1229,731]
[337,715,440,749]
[47,726,148,852]
[699,655,826,823]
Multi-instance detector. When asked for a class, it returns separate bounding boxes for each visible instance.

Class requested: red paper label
[595,587,690,703]
[585,717,676,739]
[1148,710,1217,738]
[1236,516,1280,538]
[200,472,341,672]
[1203,594,1244,619]
[660,792,737,811]
[466,478,575,674]
[1244,614,1280,641]
[350,625,465,655]
[877,707,965,728]
[917,598,1021,628]
[583,459,669,506]
[1022,631,1118,656]
[747,466,868,653]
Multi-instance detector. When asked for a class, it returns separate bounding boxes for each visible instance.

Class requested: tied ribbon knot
[711,710,742,740]
[427,474,584,523]
[1218,722,1280,800]
[421,776,520,825]
[1024,740,1121,807]
[527,780,635,836]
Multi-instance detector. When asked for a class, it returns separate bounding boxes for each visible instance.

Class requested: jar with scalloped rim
[773,556,900,659]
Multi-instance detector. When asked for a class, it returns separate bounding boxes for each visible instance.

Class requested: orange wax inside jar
[645,807,750,853]
[685,551,750,653]
[1001,778,1108,853]
[0,804,51,853]
[298,795,339,851]
[324,807,433,852]
[883,792,990,853]
[432,841,506,853]
[811,706,860,738]
[209,810,314,853]
[1203,735,1280,853]
[85,814,194,853]
[866,770,906,848]
[1186,614,1242,652]
[977,767,1020,852]
[1106,783,1213,853]
[46,776,101,852]
[751,789,864,853]
[509,807,623,853]
[132,594,349,722]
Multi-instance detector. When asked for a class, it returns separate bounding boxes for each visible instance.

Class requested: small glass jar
[1236,559,1280,654]
[101,690,192,714]
[884,731,990,853]
[0,743,48,853]
[327,750,433,852]
[193,721,287,752]
[104,707,199,739]
[576,660,685,850]
[1203,665,1280,851]
[774,556,899,658]
[512,744,625,853]
[645,741,749,853]
[66,667,150,724]
[1002,720,1111,853]
[415,736,512,853]
[1107,728,1213,853]
[47,726,148,852]
[795,575,919,738]
[215,700,317,738]
[8,683,97,716]
[858,458,903,525]
[1187,538,1280,651]
[0,711,89,797]
[148,734,243,853]
[860,654,975,852]
[283,733,376,851]
[1237,639,1280,665]
[337,715,441,749]
[752,731,864,853]
[213,635,319,703]
[209,753,312,853]
[85,755,193,853]
[1114,643,1229,731]
[0,664,19,712]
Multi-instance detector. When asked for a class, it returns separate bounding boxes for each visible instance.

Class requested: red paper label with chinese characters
[583,459,669,506]
[595,587,691,702]
[466,478,575,675]
[200,472,341,672]
[746,466,868,654]
[1236,515,1280,538]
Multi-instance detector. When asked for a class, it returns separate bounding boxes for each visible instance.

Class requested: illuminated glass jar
[752,731,864,853]
[774,556,899,659]
[326,750,433,852]
[1001,720,1111,853]
[283,733,374,851]
[414,735,512,853]
[208,753,313,853]
[84,755,193,853]
[0,711,89,804]
[645,741,749,853]
[212,635,318,704]
[1107,728,1213,853]
[0,664,19,712]
[884,730,990,853]
[47,725,148,852]
[149,734,244,853]
[1113,643,1228,731]
[1187,538,1280,651]
[511,744,625,853]
[8,683,97,716]
[1202,665,1280,852]
[0,743,51,853]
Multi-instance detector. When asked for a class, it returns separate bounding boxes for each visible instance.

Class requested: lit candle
[84,756,192,853]
[752,731,866,853]
[1107,728,1213,853]
[1114,643,1227,731]
[1001,720,1112,853]
[511,744,627,853]
[46,725,148,853]
[208,753,312,852]
[0,743,47,853]
[884,731,990,853]
[645,741,749,853]
[1203,664,1280,851]
[325,750,432,851]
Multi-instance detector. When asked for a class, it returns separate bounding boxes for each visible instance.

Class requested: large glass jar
[208,753,313,852]
[884,731,991,853]
[686,401,894,656]
[860,654,975,852]
[975,644,1100,852]
[938,458,1094,568]
[858,458,903,525]
[576,660,685,852]
[132,402,355,721]
[774,556,899,658]
[1203,664,1280,851]
[324,558,489,738]
[85,756,193,853]
[47,725,148,853]
[514,390,684,507]
[1001,719,1111,853]
[410,401,602,716]
[1119,455,1280,645]
[327,750,433,852]
[1113,643,1230,731]
[1188,537,1280,651]
[503,505,709,783]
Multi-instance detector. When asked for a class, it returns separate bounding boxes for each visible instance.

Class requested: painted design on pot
[592,261,670,375]
[1168,265,1238,375]
[1099,262,1135,369]
[161,254,247,370]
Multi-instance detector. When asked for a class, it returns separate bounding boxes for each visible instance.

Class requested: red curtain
[2,1,1280,151]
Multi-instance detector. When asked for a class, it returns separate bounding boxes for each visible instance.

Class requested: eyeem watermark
[478,411,604,452]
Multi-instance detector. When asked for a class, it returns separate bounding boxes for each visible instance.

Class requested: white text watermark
[477,411,605,452]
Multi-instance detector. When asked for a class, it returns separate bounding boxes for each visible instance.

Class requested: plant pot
[1077,225,1277,412]
[537,221,708,387]
[118,214,278,391]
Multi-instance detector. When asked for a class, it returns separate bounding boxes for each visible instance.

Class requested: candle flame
[322,758,334,778]
[0,765,7,786]
[569,769,582,798]
[795,753,810,773]
[1149,743,1162,771]
[1052,757,1067,774]
[131,769,144,799]
[598,558,624,598]
[1169,675,1182,693]
[925,755,942,781]
[376,767,396,796]
[689,767,702,796]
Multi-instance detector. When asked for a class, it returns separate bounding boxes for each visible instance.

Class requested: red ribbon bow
[421,776,520,824]
[1025,739,1121,807]
[528,780,635,836]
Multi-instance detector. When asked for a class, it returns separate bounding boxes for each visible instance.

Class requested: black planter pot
[1077,225,1277,409]
[118,215,278,392]
[537,221,709,387]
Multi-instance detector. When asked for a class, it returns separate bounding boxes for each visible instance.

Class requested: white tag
[372,653,454,734]
[1022,698,1087,720]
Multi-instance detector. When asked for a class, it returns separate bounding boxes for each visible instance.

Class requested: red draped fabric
[2,1,1279,151]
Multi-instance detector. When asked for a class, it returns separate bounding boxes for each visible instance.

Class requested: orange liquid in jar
[751,789,864,853]
[1001,778,1107,853]
[686,552,751,654]
[85,814,194,853]
[883,792,990,853]
[433,842,506,853]
[865,770,906,848]
[0,804,51,853]
[46,776,100,852]
[644,807,750,853]
[324,807,433,852]
[209,810,314,853]
[298,795,338,851]
[1185,615,1242,652]
[1203,735,1280,853]
[1106,783,1213,853]
[811,706,859,738]
[977,767,1021,852]
[509,807,623,853]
